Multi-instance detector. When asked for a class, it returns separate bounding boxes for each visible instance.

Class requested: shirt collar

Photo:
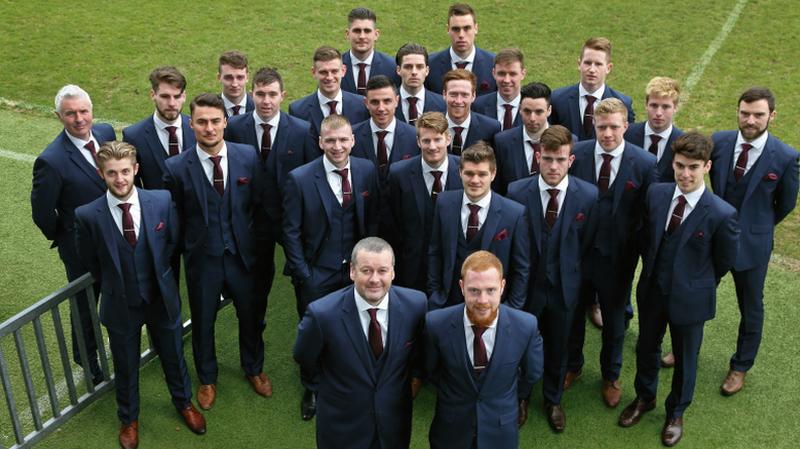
[735,130,769,151]
[153,111,181,129]
[106,186,140,211]
[65,130,95,151]
[538,173,569,192]
[462,305,499,329]
[644,121,673,139]
[450,46,476,64]
[317,88,343,104]
[498,92,521,107]
[400,84,425,101]
[447,113,472,129]
[350,50,375,66]
[353,287,389,312]
[322,153,351,173]
[196,142,228,161]
[370,117,397,133]
[673,183,705,207]
[422,154,449,172]
[579,83,606,100]
[594,140,625,158]
[524,123,549,143]
[254,110,281,127]
[221,94,246,110]
[462,189,492,209]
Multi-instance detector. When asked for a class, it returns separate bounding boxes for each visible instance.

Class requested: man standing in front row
[294,237,427,449]
[710,87,798,396]
[426,251,543,449]
[75,142,206,449]
[163,93,271,411]
[620,133,739,447]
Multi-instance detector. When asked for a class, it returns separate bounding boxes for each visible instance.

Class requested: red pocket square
[574,212,586,222]
[694,231,704,238]
[287,149,294,155]
[480,81,490,92]
[237,177,250,185]
[404,340,414,348]
[494,229,509,241]
[763,173,778,181]
[361,190,370,198]
[154,221,165,232]
[402,154,411,160]
[625,180,637,191]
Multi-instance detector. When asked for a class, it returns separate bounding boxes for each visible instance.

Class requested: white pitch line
[0,148,36,164]
[0,96,131,129]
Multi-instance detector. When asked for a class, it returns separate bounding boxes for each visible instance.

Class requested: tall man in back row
[217,50,254,118]
[340,7,399,95]
[710,87,798,396]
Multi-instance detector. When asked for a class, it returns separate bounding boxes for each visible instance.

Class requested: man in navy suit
[340,7,399,95]
[384,112,461,290]
[564,99,656,407]
[352,75,419,181]
[288,46,370,140]
[624,76,684,184]
[294,237,427,449]
[711,87,799,396]
[427,141,529,309]
[506,125,598,433]
[162,93,271,411]
[75,142,206,449]
[282,114,380,420]
[217,50,254,118]
[620,133,739,447]
[426,3,496,96]
[123,66,196,190]
[472,48,526,130]
[425,251,543,449]
[443,69,501,155]
[494,82,560,195]
[31,84,117,385]
[550,37,635,141]
[394,43,447,125]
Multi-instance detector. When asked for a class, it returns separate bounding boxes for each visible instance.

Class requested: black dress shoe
[661,416,683,446]
[544,402,565,433]
[301,389,317,421]
[618,397,655,427]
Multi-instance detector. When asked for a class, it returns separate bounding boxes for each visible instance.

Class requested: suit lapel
[341,291,377,383]
[559,180,579,243]
[528,180,544,253]
[273,113,290,154]
[513,130,529,179]
[448,305,478,392]
[97,201,122,277]
[445,156,461,190]
[410,161,429,221]
[185,149,209,224]
[743,138,775,202]
[480,194,501,249]
[651,187,672,261]
[181,115,196,149]
[352,161,368,234]
[382,291,406,381]
[612,147,633,214]
[63,132,105,189]
[568,86,582,138]
[227,146,241,205]
[143,119,169,174]
[677,190,710,249]
[358,125,378,164]
[481,308,510,384]
[313,159,335,227]
[713,135,736,194]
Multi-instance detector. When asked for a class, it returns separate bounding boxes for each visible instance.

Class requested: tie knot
[601,153,613,163]
[585,95,596,105]
[453,126,464,136]
[472,324,487,338]
[431,170,443,180]
[468,203,481,214]
[231,105,241,115]
[357,62,367,70]
[503,104,513,111]
[335,168,349,179]
[407,96,418,105]
[209,155,222,166]
[84,140,96,152]
[741,143,753,152]
[455,61,469,69]
[676,194,687,206]
[327,100,338,115]
[260,123,272,132]
[118,202,132,213]
[650,134,662,144]
[376,130,388,140]
[547,188,559,199]
[165,125,178,136]
[527,140,541,151]
[367,308,379,320]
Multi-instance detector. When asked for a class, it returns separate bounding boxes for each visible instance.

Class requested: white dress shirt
[222,94,247,117]
[254,111,281,150]
[733,130,769,174]
[323,155,352,205]
[461,191,492,237]
[153,112,183,155]
[196,144,228,189]
[65,131,101,169]
[317,89,343,117]
[370,118,397,159]
[106,187,141,239]
[579,83,606,125]
[354,287,389,349]
[447,113,472,137]
[463,306,498,364]
[665,184,705,230]
[538,174,569,217]
[594,141,625,187]
[523,124,548,168]
[644,122,673,162]
[350,50,375,84]
[450,46,476,71]
[422,156,450,195]
[496,93,520,124]
[400,85,426,121]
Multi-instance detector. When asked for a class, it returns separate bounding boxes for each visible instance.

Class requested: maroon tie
[648,134,661,157]
[583,95,596,137]
[376,130,389,173]
[472,325,488,375]
[335,168,352,207]
[431,170,443,199]
[118,203,137,247]
[231,105,241,116]
[455,61,469,69]
[327,100,338,116]
[546,188,559,228]
[407,96,419,124]
[84,140,100,173]
[260,123,272,164]
[451,126,464,155]
[209,155,225,196]
[734,143,752,181]
[502,104,514,130]
[667,195,687,235]
[165,126,180,156]
[466,203,481,241]
[598,153,613,194]
[528,141,541,175]
[357,63,368,96]
[367,308,383,358]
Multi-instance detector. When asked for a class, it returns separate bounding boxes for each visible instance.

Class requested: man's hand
[411,377,423,400]
[518,399,529,427]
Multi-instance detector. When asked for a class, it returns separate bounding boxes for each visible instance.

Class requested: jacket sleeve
[31,157,61,241]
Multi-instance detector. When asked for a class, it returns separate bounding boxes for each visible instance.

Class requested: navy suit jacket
[637,183,739,325]
[427,190,530,309]
[453,112,501,153]
[282,156,379,280]
[507,175,598,313]
[162,142,261,271]
[223,93,255,118]
[550,83,635,140]
[384,155,462,289]
[351,119,420,179]
[471,93,521,128]
[570,140,656,291]
[31,124,117,265]
[341,50,401,94]
[394,90,447,124]
[426,46,497,96]
[710,130,799,270]
[294,285,427,449]
[425,304,543,449]
[74,189,181,333]
[122,114,196,189]
[288,90,370,140]
[624,122,684,182]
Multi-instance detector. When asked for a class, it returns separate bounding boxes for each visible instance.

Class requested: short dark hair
[460,141,496,171]
[672,132,713,162]
[494,48,524,68]
[540,125,573,153]
[348,7,377,24]
[365,75,397,95]
[448,3,476,21]
[313,46,342,64]
[520,82,551,105]
[252,67,284,91]
[189,93,225,115]
[395,43,429,66]
[149,66,186,93]
[218,50,248,71]
[738,87,775,112]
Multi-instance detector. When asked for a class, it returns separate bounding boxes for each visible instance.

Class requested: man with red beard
[425,251,543,449]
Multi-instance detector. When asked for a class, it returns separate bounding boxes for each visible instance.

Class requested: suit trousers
[59,245,101,378]
[253,236,276,341]
[533,286,576,405]
[729,264,769,371]
[106,297,192,423]
[186,252,262,384]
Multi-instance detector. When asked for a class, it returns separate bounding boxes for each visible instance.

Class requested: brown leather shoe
[179,403,207,435]
[119,421,138,449]
[720,370,746,396]
[661,416,684,446]
[590,303,603,328]
[563,369,582,390]
[246,372,273,397]
[197,384,216,410]
[661,351,675,368]
[618,397,655,427]
[601,379,622,407]
[544,402,566,433]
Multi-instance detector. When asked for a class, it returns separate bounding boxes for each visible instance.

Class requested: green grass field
[1,0,799,447]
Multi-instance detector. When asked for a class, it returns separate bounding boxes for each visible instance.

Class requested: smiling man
[472,48,527,130]
[217,50,253,117]
[340,7,399,95]
[443,69,501,155]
